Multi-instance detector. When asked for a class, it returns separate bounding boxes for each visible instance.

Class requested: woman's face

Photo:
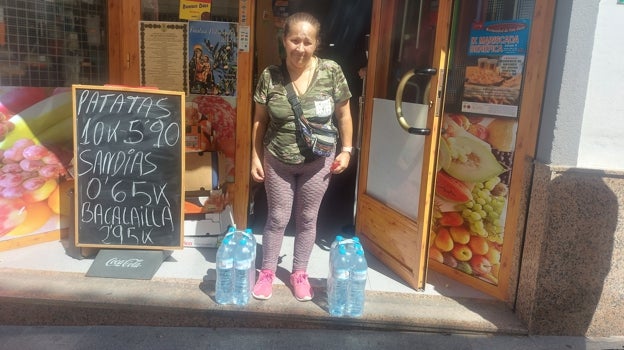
[283,21,318,69]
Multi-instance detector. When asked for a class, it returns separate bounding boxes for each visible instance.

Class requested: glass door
[355,0,453,290]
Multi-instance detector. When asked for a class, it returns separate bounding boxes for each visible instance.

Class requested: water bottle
[233,237,253,305]
[328,245,350,316]
[346,247,368,317]
[215,235,235,304]
[243,228,257,290]
[243,228,257,262]
[329,235,344,273]
[229,228,256,259]
[330,235,344,250]
[244,228,255,241]
[218,226,237,248]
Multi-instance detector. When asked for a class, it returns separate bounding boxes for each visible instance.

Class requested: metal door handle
[395,67,437,135]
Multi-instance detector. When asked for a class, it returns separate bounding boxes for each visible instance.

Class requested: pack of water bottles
[215,227,256,305]
[327,235,368,317]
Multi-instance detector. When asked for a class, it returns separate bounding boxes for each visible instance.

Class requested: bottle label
[218,258,233,269]
[352,270,367,280]
[235,258,252,269]
[335,269,349,279]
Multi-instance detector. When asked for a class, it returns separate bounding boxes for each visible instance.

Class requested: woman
[251,12,354,301]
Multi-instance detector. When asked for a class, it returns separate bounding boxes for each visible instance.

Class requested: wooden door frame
[232,0,255,228]
[107,0,141,86]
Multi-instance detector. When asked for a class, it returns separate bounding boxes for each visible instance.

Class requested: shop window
[141,0,238,22]
[0,0,108,87]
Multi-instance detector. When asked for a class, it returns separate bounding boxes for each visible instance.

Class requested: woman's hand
[251,156,265,182]
[330,151,351,174]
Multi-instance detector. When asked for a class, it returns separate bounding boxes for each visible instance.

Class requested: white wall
[577,1,624,170]
[538,0,624,171]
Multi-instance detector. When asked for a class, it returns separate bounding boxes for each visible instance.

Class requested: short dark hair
[284,12,321,43]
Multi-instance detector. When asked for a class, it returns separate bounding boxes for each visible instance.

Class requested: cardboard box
[183,205,233,248]
[183,150,231,249]
[185,125,203,151]
[185,124,216,152]
[183,235,220,248]
[185,189,225,213]
[184,151,226,191]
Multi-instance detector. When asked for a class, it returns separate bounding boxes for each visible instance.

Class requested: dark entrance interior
[248,0,372,251]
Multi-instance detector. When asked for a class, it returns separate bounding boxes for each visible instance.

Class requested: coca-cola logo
[105,257,144,268]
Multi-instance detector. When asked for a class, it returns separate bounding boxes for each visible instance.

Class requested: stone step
[0,268,527,335]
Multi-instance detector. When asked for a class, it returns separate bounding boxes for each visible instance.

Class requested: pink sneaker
[290,270,314,301]
[252,269,274,300]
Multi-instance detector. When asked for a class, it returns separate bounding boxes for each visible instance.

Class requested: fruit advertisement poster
[186,94,236,183]
[188,21,238,96]
[461,20,530,118]
[430,112,517,286]
[0,87,74,247]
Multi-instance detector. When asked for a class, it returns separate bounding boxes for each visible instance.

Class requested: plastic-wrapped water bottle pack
[327,235,368,317]
[215,228,256,305]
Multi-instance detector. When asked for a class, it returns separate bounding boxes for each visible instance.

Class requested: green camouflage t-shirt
[254,58,352,164]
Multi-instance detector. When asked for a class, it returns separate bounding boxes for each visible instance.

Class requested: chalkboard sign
[72,85,185,249]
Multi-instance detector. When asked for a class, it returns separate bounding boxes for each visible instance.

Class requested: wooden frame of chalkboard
[72,85,186,249]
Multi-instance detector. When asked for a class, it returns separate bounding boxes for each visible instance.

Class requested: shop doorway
[249,0,371,248]
[249,0,448,290]
[249,0,538,300]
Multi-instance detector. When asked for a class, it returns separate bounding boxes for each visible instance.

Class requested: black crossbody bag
[283,65,338,157]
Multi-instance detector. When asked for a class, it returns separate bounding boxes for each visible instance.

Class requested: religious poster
[188,21,238,96]
[461,20,530,118]
[139,21,188,92]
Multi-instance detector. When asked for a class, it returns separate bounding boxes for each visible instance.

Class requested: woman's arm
[251,102,269,182]
[332,99,354,174]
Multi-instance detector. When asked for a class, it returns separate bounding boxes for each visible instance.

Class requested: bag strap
[281,64,306,123]
[285,83,305,122]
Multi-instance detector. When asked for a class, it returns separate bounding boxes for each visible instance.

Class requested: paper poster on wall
[188,21,238,96]
[179,0,212,20]
[461,20,530,118]
[187,94,236,183]
[139,21,188,93]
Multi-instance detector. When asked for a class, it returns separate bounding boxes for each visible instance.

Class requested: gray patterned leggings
[260,151,334,272]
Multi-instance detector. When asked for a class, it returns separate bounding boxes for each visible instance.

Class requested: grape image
[458,176,507,243]
[0,138,65,208]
